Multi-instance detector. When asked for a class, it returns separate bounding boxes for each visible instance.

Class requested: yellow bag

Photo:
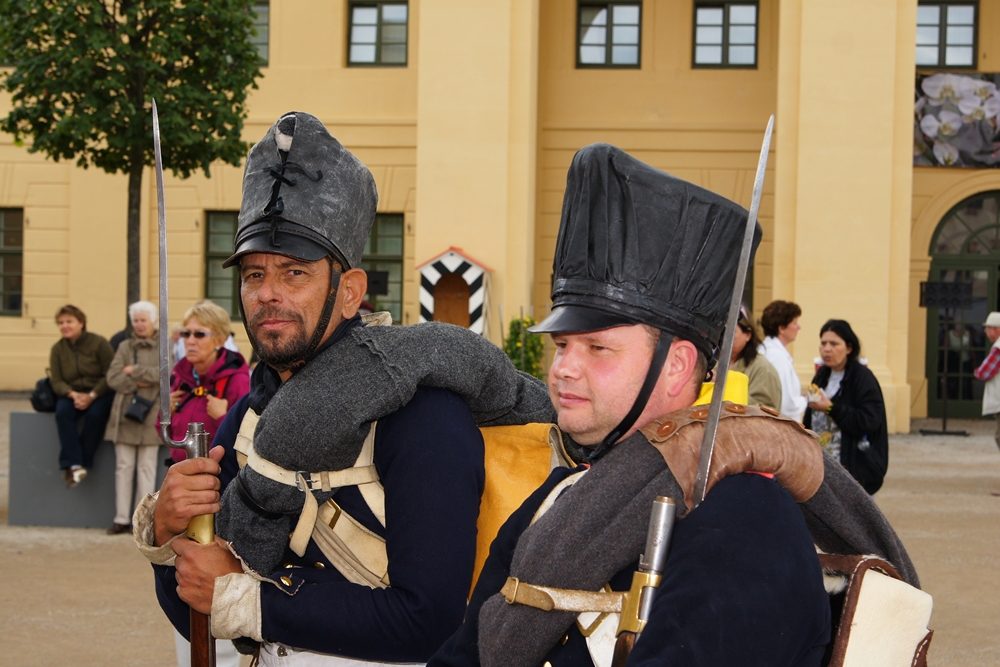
[694,370,750,406]
[474,423,562,588]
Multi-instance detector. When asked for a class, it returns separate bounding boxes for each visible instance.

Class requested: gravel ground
[2,398,997,666]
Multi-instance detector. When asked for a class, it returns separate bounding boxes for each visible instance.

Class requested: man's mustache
[248,307,305,330]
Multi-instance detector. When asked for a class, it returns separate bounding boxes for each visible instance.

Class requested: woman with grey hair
[104,300,164,534]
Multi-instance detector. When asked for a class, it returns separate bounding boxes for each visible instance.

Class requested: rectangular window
[348,2,408,67]
[916,2,977,68]
[361,214,404,323]
[693,2,758,68]
[251,1,270,66]
[577,2,641,68]
[0,208,23,316]
[205,212,240,319]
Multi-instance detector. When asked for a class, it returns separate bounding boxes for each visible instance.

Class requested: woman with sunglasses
[167,300,250,463]
[730,307,783,412]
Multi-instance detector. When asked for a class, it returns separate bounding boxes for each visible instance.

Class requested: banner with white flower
[914,72,1000,168]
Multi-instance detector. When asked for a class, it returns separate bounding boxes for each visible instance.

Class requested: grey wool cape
[214,320,556,576]
[475,433,918,667]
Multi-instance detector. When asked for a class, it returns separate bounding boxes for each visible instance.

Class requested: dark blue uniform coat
[430,469,831,667]
[154,386,486,662]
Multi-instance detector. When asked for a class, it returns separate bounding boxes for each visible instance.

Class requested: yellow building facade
[3,0,1000,432]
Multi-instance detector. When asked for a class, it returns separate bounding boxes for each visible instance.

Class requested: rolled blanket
[215,321,556,576]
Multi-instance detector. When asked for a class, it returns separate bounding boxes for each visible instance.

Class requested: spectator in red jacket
[168,300,250,462]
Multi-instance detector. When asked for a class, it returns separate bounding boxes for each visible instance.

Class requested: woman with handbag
[803,319,890,495]
[104,301,163,534]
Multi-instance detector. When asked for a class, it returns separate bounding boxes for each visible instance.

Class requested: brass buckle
[616,571,662,635]
[503,577,521,604]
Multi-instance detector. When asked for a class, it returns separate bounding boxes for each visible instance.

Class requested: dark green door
[926,192,1000,418]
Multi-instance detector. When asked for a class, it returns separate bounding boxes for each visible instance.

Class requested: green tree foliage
[0,0,263,307]
[503,316,546,381]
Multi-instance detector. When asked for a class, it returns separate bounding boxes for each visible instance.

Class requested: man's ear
[338,268,368,319]
[664,339,700,399]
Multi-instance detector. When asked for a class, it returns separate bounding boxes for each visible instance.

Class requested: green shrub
[503,316,546,381]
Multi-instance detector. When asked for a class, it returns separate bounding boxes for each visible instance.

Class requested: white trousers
[259,642,424,667]
[113,443,159,525]
[174,629,242,667]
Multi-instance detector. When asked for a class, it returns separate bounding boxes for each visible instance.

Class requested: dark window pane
[2,230,21,248]
[382,24,407,43]
[251,2,270,65]
[581,7,608,26]
[208,235,232,254]
[381,44,406,63]
[378,236,402,256]
[378,216,403,236]
[0,209,22,316]
[5,255,23,272]
[208,213,237,233]
[0,209,23,230]
[4,272,23,291]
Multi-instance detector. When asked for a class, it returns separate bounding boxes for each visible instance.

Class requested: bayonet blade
[691,114,774,507]
[153,100,172,435]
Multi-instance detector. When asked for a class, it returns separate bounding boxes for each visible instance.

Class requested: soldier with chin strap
[428,142,922,667]
[135,111,556,666]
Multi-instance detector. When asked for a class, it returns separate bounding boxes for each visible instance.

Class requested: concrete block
[9,412,170,529]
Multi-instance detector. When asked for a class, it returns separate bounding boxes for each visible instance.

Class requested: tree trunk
[126,151,143,311]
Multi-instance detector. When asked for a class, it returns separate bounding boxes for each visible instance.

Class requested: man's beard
[248,306,312,372]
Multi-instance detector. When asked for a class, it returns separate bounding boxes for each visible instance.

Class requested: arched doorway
[433,273,471,327]
[926,191,1000,418]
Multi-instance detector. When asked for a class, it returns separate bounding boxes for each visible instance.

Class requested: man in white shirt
[758,300,807,421]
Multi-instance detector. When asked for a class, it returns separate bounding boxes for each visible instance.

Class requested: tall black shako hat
[532,143,761,457]
[224,112,378,361]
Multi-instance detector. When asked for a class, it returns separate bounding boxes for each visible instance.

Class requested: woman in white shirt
[758,300,807,421]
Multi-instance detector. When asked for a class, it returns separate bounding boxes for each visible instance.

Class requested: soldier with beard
[134,112,554,665]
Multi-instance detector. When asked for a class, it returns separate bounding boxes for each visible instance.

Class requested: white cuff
[211,573,263,641]
[132,492,180,566]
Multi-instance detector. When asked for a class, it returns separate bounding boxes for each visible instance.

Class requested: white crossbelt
[233,410,383,556]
